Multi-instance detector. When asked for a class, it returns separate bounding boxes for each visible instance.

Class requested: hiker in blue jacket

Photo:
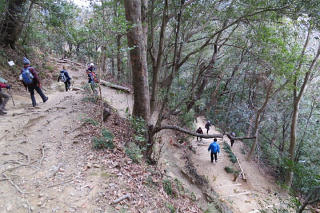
[208,138,220,163]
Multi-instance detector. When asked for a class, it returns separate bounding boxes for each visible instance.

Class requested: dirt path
[0,60,290,213]
[0,63,127,213]
[191,117,290,212]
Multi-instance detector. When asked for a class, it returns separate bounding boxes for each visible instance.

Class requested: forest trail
[191,117,290,212]
[0,61,133,213]
[0,59,290,213]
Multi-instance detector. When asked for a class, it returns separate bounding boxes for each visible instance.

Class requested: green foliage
[166,203,176,213]
[125,143,143,163]
[82,117,99,126]
[224,166,235,174]
[82,95,99,103]
[223,142,237,164]
[163,179,174,197]
[92,129,114,150]
[129,116,147,137]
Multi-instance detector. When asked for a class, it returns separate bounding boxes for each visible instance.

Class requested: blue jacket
[208,142,220,153]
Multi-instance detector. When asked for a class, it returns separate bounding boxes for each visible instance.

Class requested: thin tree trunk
[247,83,272,160]
[124,0,150,121]
[155,0,184,128]
[116,34,122,80]
[101,46,107,74]
[285,27,319,188]
[150,0,168,113]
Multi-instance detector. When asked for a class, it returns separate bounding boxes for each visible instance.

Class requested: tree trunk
[285,37,320,188]
[247,82,273,160]
[111,55,115,76]
[101,46,107,74]
[124,0,150,121]
[150,0,168,113]
[0,0,28,49]
[247,111,261,160]
[116,34,122,80]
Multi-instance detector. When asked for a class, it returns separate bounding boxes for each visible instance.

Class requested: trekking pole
[8,88,15,107]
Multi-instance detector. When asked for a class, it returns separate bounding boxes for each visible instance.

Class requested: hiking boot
[0,110,7,115]
[43,97,48,103]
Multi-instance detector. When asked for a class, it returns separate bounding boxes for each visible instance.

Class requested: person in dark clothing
[86,63,98,94]
[227,132,236,147]
[20,57,48,107]
[0,82,10,115]
[196,127,203,141]
[208,138,220,163]
[58,66,71,91]
[205,121,211,134]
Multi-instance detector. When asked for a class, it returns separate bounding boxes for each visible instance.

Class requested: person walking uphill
[58,66,71,91]
[20,57,48,107]
[0,82,11,115]
[208,138,220,163]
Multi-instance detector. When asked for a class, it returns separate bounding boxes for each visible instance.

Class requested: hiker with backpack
[0,81,11,115]
[196,127,203,141]
[58,66,71,91]
[208,138,220,163]
[86,63,98,94]
[20,57,48,107]
[205,121,211,134]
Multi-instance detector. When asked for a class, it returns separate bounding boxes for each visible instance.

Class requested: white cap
[90,63,94,66]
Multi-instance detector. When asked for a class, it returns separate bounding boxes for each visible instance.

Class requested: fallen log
[156,125,223,138]
[100,80,131,93]
[226,133,255,140]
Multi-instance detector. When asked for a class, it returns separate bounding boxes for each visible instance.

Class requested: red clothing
[0,83,7,88]
[21,66,40,87]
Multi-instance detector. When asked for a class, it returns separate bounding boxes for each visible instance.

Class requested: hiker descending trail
[190,117,291,212]
[208,138,220,163]
[86,63,98,95]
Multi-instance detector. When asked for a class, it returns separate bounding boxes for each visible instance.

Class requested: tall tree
[285,28,320,188]
[124,0,150,121]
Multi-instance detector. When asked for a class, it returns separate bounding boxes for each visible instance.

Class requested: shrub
[223,142,237,163]
[82,117,99,126]
[166,203,176,213]
[82,95,99,103]
[163,179,173,196]
[92,129,114,150]
[125,143,143,163]
[224,166,235,173]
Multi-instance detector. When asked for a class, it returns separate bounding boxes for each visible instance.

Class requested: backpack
[91,72,99,83]
[22,67,34,85]
[60,72,67,82]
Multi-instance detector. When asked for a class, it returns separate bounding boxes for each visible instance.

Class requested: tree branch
[155,125,223,138]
